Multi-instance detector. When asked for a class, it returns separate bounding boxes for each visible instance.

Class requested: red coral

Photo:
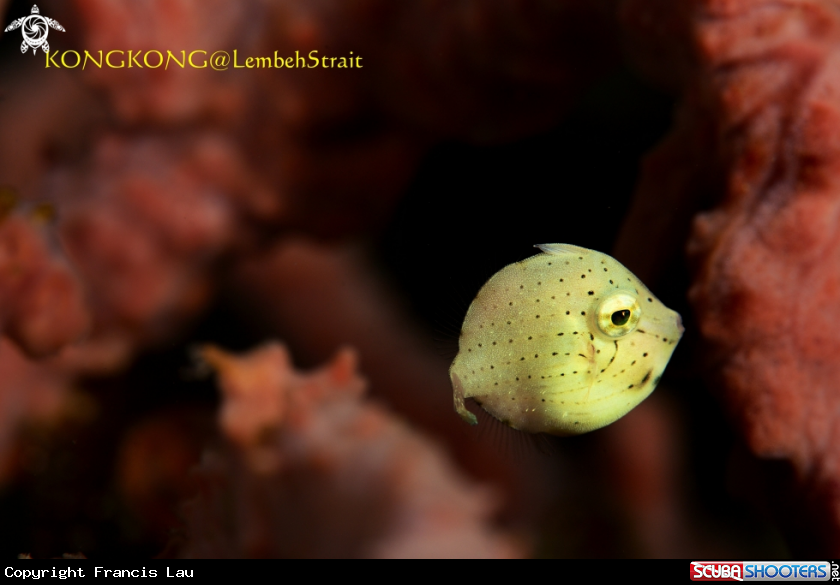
[56,135,237,337]
[6,131,276,371]
[0,213,90,357]
[624,0,840,555]
[73,0,253,125]
[178,343,524,559]
[0,339,73,483]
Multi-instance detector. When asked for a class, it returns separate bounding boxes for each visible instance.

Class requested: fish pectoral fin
[451,372,478,426]
[535,243,591,257]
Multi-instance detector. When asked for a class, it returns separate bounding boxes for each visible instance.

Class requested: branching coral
[178,343,523,559]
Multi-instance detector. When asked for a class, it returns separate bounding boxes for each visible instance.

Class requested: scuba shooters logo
[4,4,65,55]
[690,561,833,582]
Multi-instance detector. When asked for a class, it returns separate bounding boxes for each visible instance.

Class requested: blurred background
[0,0,833,558]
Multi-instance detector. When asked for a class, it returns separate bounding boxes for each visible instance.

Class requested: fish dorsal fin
[534,243,592,257]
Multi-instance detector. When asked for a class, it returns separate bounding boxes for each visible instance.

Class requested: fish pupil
[611,310,631,326]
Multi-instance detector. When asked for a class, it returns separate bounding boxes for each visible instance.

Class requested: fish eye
[596,293,641,338]
[611,310,630,326]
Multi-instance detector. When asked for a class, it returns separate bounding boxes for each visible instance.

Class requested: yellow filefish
[450,243,683,435]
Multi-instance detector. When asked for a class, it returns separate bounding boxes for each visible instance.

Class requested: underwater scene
[0,0,837,559]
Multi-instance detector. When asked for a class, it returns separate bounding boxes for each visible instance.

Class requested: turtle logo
[4,5,65,55]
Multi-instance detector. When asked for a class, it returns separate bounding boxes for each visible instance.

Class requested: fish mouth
[637,309,684,343]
